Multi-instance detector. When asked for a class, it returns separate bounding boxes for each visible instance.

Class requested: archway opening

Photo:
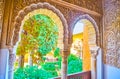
[70,18,97,74]
[13,8,65,79]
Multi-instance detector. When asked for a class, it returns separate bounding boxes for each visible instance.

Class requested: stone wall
[103,0,120,68]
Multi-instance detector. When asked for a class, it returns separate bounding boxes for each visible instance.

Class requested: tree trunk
[18,55,24,68]
[28,52,33,66]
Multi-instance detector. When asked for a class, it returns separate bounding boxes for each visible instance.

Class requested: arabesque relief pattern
[104,0,120,68]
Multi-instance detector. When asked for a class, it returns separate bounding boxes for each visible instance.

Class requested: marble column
[8,46,15,79]
[61,49,69,79]
[90,46,99,79]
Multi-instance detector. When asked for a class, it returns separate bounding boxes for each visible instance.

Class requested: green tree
[16,14,58,67]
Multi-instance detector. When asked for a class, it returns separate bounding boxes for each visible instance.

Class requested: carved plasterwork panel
[63,0,102,13]
[104,0,118,30]
[104,31,117,66]
[104,0,120,68]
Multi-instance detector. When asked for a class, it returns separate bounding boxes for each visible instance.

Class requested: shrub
[14,68,26,79]
[14,66,58,79]
[67,54,83,74]
[42,62,56,71]
[14,54,82,78]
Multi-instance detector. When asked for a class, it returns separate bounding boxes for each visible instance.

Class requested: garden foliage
[14,54,82,79]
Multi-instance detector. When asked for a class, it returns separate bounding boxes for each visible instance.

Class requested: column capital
[90,46,100,58]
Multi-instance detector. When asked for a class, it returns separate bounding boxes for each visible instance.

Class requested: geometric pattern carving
[12,2,68,50]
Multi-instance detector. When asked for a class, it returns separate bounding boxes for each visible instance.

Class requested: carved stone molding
[12,2,68,49]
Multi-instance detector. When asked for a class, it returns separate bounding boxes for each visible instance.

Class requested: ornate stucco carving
[104,0,118,30]
[63,0,102,14]
[104,0,120,68]
[104,31,117,66]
